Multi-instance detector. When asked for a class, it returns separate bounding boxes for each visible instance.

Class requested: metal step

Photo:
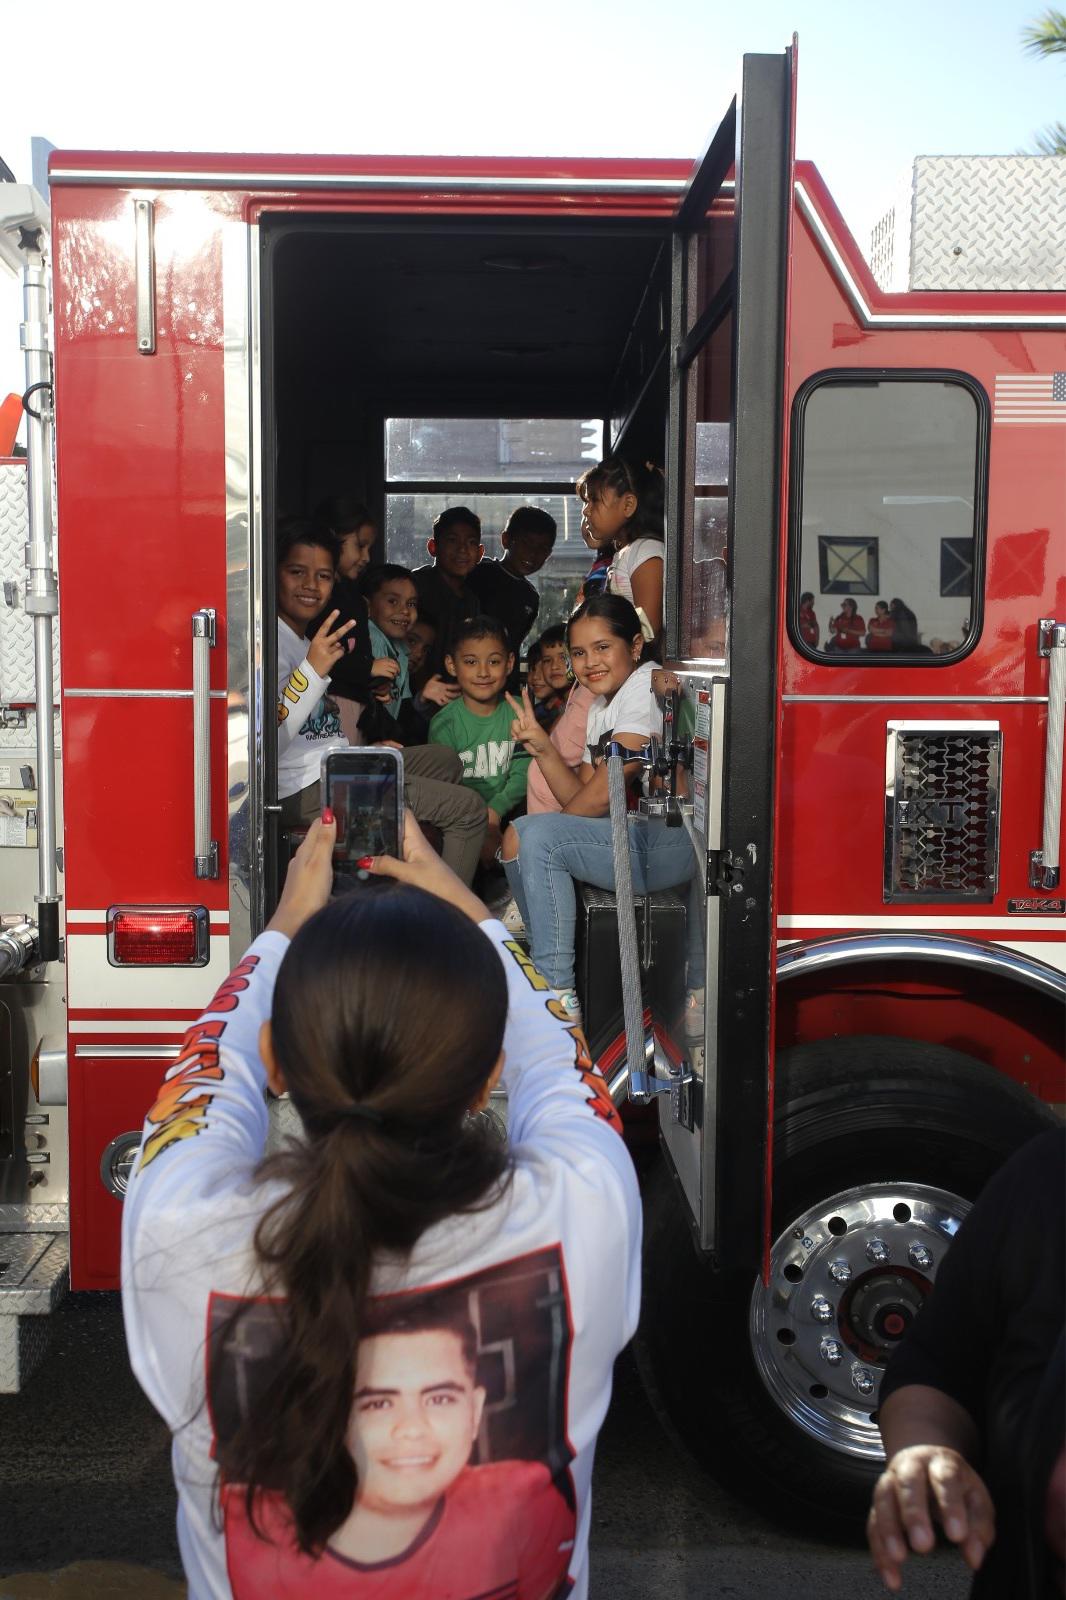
[0,1230,69,1392]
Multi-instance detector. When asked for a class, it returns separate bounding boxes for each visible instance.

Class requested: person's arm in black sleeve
[869,1133,1065,1593]
[313,583,374,702]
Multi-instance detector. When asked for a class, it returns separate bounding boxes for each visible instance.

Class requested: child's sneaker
[500,898,526,936]
[553,988,583,1026]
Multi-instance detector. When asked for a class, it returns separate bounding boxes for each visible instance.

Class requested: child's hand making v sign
[306,610,357,679]
[506,687,551,758]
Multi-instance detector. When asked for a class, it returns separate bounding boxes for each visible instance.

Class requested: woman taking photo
[122,815,640,1599]
[502,594,697,1027]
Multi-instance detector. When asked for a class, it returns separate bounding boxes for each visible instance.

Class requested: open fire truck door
[624,48,795,1269]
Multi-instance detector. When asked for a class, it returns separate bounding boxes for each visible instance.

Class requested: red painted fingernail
[321,807,334,824]
[355,856,374,869]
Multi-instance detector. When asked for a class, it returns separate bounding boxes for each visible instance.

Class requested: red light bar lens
[108,908,207,966]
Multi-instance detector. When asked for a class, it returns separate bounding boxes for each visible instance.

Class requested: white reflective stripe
[68,1020,190,1035]
[778,914,1064,931]
[1001,940,1066,974]
[66,909,108,923]
[66,933,231,1007]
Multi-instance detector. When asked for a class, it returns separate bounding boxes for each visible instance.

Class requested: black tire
[634,1035,1058,1533]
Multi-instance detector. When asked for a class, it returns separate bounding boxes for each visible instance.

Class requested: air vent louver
[885,724,1001,903]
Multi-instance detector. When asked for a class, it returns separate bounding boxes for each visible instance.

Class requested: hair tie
[336,1102,384,1127]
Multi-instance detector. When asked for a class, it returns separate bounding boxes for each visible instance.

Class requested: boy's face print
[447,636,513,706]
[349,1329,486,1514]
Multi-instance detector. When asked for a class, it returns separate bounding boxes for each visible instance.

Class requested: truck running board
[0,1232,69,1393]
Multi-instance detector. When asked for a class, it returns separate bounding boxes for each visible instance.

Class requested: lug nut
[811,1296,834,1323]
[866,1238,890,1264]
[819,1337,843,1365]
[908,1242,933,1270]
[828,1258,852,1284]
[851,1363,876,1396]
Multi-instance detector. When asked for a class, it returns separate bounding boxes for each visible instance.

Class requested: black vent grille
[885,727,1001,903]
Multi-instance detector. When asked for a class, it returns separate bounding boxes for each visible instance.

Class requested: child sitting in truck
[578,456,665,647]
[430,616,531,867]
[276,521,356,827]
[468,506,557,692]
[527,623,572,733]
[280,553,485,885]
[413,506,483,680]
[359,564,458,743]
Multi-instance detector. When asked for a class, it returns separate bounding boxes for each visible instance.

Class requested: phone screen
[323,751,402,871]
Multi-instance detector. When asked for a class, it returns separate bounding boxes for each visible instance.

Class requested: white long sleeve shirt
[277,619,346,799]
[121,920,641,1600]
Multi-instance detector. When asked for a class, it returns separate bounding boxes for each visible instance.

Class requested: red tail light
[107,906,209,966]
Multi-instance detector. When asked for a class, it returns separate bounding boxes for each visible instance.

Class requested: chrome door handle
[1031,618,1066,891]
[192,609,219,879]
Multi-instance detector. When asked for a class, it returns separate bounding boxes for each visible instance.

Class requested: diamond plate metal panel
[907,157,1066,291]
[0,1231,69,1386]
[0,1309,54,1392]
[0,460,61,707]
[0,1230,69,1312]
[0,1202,69,1232]
[885,724,1001,903]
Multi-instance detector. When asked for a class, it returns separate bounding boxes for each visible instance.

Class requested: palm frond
[1021,7,1066,55]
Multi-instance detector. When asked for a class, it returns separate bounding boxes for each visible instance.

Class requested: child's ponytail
[215,885,510,1555]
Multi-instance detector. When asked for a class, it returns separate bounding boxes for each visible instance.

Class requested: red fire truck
[1,45,1063,1524]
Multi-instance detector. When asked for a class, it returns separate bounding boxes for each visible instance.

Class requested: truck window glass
[384,418,600,631]
[679,217,733,662]
[790,377,984,663]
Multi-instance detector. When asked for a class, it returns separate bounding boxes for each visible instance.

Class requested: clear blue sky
[1,0,1062,403]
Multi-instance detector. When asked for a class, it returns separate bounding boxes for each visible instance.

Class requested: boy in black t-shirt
[469,506,556,692]
[413,507,483,680]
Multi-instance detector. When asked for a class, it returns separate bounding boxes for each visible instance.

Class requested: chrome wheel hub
[750,1182,969,1458]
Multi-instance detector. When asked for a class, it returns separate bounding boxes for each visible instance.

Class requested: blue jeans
[505,812,701,992]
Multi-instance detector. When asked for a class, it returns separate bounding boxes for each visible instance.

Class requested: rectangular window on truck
[789,373,988,663]
[384,418,601,631]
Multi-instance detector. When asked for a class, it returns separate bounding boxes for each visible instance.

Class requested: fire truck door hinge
[134,199,156,355]
[707,848,743,898]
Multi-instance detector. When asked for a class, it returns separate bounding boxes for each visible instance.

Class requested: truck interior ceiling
[262,217,674,573]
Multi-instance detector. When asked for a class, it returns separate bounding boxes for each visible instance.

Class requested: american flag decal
[993,372,1066,424]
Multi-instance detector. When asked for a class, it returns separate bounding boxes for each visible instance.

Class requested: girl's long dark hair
[568,592,644,650]
[576,456,665,544]
[218,885,510,1554]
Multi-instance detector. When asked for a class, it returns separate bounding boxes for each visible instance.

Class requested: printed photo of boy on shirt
[211,1252,577,1598]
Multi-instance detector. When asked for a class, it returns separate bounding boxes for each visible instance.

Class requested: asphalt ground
[0,1293,971,1599]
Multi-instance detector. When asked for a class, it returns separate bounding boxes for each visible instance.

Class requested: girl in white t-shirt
[503,595,695,1025]
[577,457,665,646]
[122,816,640,1599]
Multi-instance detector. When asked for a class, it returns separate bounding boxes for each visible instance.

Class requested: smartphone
[321,748,404,882]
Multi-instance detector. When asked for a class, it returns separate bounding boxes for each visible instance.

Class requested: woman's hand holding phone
[369,812,488,924]
[266,815,337,939]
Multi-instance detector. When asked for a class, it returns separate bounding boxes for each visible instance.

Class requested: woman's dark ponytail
[216,885,510,1554]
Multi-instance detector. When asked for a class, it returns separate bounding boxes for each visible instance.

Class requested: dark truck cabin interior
[263,219,674,567]
[260,211,736,902]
